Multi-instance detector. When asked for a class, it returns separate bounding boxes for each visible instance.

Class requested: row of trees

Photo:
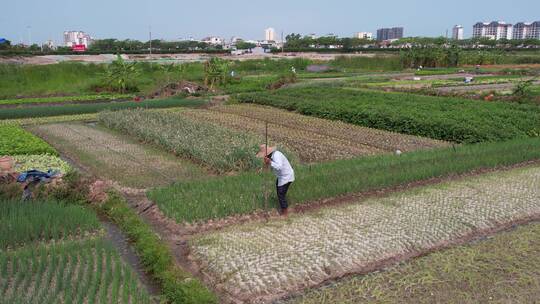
[284,34,540,50]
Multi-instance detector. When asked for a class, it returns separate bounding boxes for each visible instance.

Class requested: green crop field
[0,196,153,304]
[0,200,100,249]
[149,137,540,223]
[0,238,152,304]
[236,87,540,143]
[0,125,58,155]
[0,97,206,120]
[0,94,134,106]
[99,109,262,173]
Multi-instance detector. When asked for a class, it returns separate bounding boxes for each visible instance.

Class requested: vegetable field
[0,94,134,106]
[0,198,152,303]
[0,200,99,249]
[178,104,447,162]
[0,97,205,120]
[0,125,58,155]
[149,137,540,223]
[236,87,540,143]
[99,109,262,173]
[30,122,206,188]
[0,238,151,304]
[190,165,540,303]
[288,222,540,304]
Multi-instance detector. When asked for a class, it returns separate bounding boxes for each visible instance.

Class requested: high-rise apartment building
[452,25,464,40]
[63,31,92,47]
[472,21,512,40]
[265,28,276,41]
[355,32,373,40]
[512,21,540,39]
[376,27,404,41]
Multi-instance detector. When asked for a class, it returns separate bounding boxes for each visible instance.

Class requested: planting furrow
[30,123,205,188]
[213,104,448,152]
[190,165,540,303]
[179,108,380,162]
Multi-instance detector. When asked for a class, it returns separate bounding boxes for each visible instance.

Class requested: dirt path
[435,80,540,93]
[188,165,540,303]
[29,122,207,189]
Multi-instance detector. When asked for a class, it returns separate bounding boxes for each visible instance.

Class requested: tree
[105,55,141,93]
[0,39,11,50]
[235,41,256,50]
[204,57,229,89]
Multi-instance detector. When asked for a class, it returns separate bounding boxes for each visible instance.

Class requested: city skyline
[2,0,539,45]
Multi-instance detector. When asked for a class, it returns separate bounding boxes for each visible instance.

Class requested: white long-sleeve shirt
[269,150,295,186]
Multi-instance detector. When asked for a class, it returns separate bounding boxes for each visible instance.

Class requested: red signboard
[72,44,86,52]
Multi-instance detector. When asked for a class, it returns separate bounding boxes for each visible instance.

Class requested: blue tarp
[0,38,7,44]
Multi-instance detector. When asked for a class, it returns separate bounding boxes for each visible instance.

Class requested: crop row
[30,122,207,189]
[148,137,540,223]
[235,87,540,143]
[180,108,379,162]
[0,237,151,304]
[0,93,134,106]
[0,199,100,249]
[0,97,206,120]
[213,104,448,153]
[289,222,540,304]
[0,125,58,156]
[99,109,262,173]
[190,165,540,302]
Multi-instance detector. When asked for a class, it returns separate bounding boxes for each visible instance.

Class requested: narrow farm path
[189,164,540,303]
[29,122,207,189]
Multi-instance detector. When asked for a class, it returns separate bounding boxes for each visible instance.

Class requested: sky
[2,0,539,45]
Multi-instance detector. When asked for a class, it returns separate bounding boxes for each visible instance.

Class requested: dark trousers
[276,180,292,209]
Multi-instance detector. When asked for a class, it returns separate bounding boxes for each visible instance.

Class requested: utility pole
[281,30,284,53]
[149,25,152,56]
[26,26,32,46]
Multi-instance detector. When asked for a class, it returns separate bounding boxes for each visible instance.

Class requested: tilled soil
[189,165,540,303]
[29,123,207,189]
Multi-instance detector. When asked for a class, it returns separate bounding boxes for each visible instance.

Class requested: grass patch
[0,125,58,155]
[288,222,540,304]
[0,97,206,120]
[0,199,100,249]
[0,62,106,98]
[98,192,217,304]
[148,137,540,223]
[236,87,540,143]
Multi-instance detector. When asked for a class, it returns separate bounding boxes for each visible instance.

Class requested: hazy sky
[2,0,539,44]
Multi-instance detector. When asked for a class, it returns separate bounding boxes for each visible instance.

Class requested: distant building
[265,28,276,41]
[202,36,224,45]
[376,27,404,41]
[512,21,540,39]
[42,40,56,50]
[355,32,373,40]
[452,25,464,40]
[472,21,512,40]
[63,31,92,47]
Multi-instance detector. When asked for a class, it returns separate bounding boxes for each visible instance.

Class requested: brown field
[177,104,448,163]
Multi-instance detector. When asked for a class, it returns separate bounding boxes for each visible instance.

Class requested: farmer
[257,144,295,216]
